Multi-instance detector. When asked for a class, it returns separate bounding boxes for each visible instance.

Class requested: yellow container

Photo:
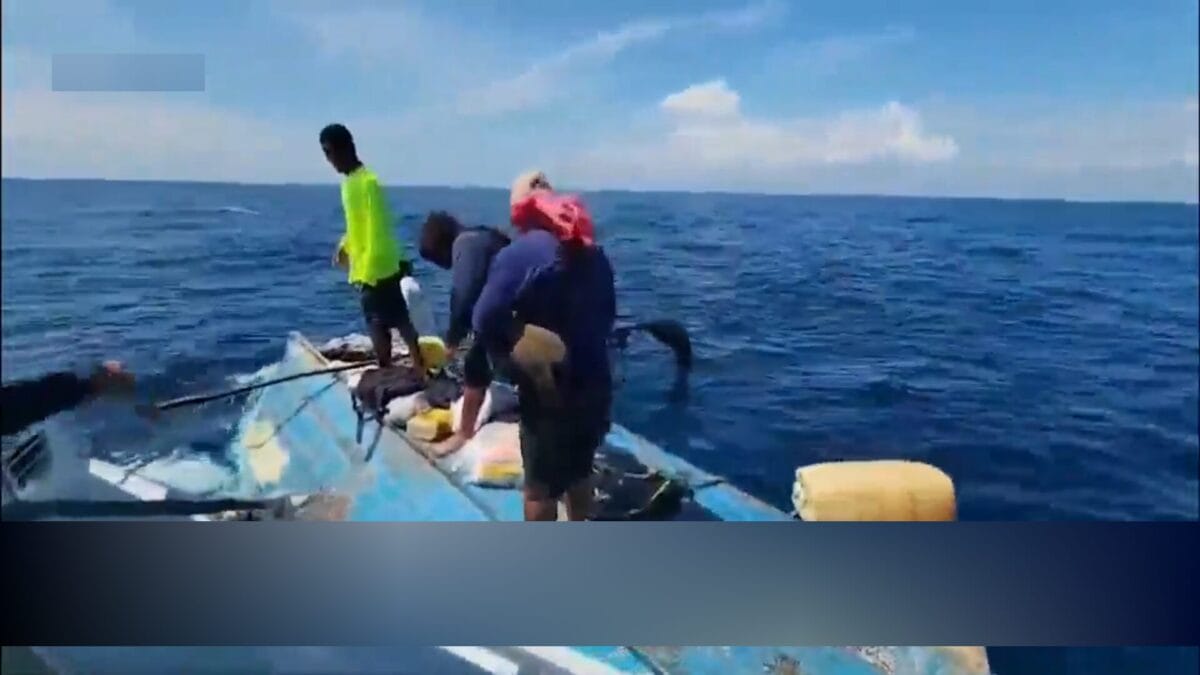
[407,407,453,442]
[474,460,523,487]
[792,460,956,522]
[417,336,448,371]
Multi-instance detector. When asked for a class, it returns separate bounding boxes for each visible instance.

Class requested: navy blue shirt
[466,229,616,391]
[446,227,510,348]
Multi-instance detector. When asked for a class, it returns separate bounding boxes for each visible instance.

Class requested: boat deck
[225,333,788,522]
[17,646,991,674]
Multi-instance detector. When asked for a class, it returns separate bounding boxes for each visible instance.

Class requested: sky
[1,0,1198,202]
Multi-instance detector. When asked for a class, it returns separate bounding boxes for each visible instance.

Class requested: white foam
[133,453,236,495]
[439,648,519,675]
[229,362,279,386]
[88,459,169,501]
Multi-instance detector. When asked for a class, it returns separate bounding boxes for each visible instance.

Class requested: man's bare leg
[394,318,425,373]
[523,482,558,521]
[563,475,594,522]
[368,321,393,368]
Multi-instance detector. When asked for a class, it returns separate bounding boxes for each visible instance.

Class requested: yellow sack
[468,423,523,488]
[407,408,453,442]
[417,336,448,371]
[792,460,956,521]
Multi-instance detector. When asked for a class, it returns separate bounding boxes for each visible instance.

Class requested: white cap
[510,170,551,206]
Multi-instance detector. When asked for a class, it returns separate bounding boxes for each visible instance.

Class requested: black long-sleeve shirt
[446,227,511,348]
[1,371,92,436]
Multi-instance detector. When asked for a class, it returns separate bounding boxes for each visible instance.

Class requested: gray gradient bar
[4,522,1197,645]
[51,54,205,92]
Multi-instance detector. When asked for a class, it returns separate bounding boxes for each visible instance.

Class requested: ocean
[2,178,1198,674]
[1,178,1196,520]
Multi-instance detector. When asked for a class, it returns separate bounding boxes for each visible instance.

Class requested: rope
[2,496,288,521]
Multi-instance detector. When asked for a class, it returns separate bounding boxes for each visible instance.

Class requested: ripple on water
[2,181,1197,520]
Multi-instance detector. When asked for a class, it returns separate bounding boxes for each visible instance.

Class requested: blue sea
[2,178,1197,520]
[2,179,1198,674]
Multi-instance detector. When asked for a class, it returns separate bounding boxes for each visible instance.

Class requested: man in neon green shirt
[320,123,425,372]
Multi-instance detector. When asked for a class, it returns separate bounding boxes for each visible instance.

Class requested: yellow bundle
[792,460,956,521]
[474,457,523,487]
[417,336,448,371]
[407,408,453,442]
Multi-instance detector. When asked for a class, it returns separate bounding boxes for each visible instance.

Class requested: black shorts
[359,268,412,330]
[519,384,612,499]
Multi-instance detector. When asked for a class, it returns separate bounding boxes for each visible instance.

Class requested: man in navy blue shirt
[417,211,511,357]
[428,214,616,521]
[2,362,135,437]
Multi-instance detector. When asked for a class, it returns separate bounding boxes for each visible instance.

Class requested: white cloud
[777,26,917,78]
[926,98,1200,173]
[279,2,506,98]
[283,3,437,64]
[557,85,1198,202]
[661,79,742,119]
[1,0,139,52]
[0,66,528,186]
[1,89,311,182]
[695,0,787,30]
[568,80,958,182]
[1,46,50,91]
[457,1,784,116]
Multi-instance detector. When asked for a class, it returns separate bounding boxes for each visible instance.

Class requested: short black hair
[419,211,463,269]
[319,123,355,152]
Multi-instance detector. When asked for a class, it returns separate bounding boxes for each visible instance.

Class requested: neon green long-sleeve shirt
[337,166,407,285]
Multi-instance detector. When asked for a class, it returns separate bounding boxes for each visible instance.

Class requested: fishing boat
[75,330,792,522]
[76,331,955,524]
[4,332,986,673]
[8,645,992,675]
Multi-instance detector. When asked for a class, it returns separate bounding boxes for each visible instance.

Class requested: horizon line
[1,175,1196,207]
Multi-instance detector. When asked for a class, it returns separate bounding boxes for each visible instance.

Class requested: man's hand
[89,361,135,398]
[431,431,470,458]
[332,246,349,268]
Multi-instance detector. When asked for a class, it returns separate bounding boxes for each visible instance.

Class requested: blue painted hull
[23,646,990,674]
[222,332,791,522]
[83,334,989,673]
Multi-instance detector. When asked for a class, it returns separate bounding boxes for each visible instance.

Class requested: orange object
[510,189,596,247]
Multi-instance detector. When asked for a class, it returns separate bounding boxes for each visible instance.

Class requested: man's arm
[2,362,135,437]
[333,189,350,268]
[470,247,533,363]
[434,259,523,453]
[2,372,93,436]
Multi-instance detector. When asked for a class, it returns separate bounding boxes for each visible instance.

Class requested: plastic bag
[400,277,437,338]
[458,422,523,489]
[450,384,519,434]
[383,392,429,426]
[444,422,522,488]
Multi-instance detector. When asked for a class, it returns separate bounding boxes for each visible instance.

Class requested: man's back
[447,227,511,347]
[473,229,616,389]
[339,166,403,285]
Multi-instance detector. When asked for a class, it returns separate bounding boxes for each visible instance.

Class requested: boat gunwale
[284,330,789,521]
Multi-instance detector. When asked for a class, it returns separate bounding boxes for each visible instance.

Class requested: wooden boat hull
[221,332,790,522]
